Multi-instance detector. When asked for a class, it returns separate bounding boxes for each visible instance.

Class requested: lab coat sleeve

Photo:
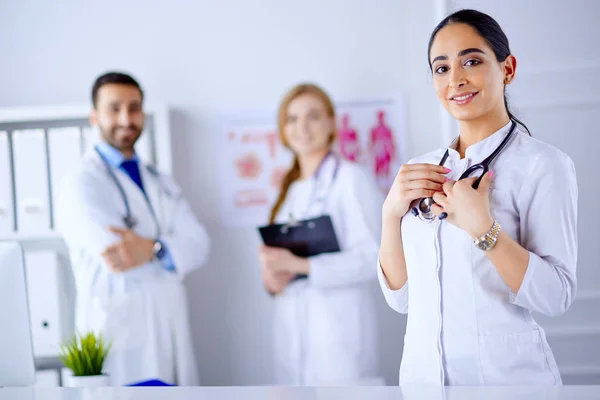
[159,187,211,281]
[510,150,578,317]
[55,172,132,298]
[308,166,383,288]
[377,257,409,314]
[57,173,127,263]
[374,155,426,313]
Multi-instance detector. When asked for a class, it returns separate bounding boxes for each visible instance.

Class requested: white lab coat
[56,146,210,386]
[272,156,385,386]
[378,121,578,385]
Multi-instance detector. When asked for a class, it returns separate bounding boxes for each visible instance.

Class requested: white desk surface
[0,386,599,400]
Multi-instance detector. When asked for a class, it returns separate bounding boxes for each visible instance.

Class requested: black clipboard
[258,215,341,280]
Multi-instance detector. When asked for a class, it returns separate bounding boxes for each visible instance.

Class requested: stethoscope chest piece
[415,197,438,222]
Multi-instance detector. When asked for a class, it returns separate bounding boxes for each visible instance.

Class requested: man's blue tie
[120,159,145,193]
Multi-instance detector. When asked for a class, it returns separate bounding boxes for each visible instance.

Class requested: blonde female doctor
[378,9,578,386]
[259,83,385,386]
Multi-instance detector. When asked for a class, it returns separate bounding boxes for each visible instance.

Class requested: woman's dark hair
[427,9,531,135]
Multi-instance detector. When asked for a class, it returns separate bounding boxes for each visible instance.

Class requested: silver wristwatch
[152,239,166,260]
[474,220,501,251]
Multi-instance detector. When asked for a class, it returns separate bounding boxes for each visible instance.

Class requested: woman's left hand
[259,246,310,275]
[431,171,495,238]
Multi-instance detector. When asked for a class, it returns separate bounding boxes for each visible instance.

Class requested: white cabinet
[24,251,73,358]
[35,369,60,387]
[47,127,84,226]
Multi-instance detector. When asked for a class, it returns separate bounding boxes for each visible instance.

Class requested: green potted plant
[59,331,111,387]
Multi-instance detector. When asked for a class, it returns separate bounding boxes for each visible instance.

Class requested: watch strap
[474,220,501,250]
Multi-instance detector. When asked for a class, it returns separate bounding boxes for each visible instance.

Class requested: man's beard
[100,125,142,152]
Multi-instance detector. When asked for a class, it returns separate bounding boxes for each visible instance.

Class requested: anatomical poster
[219,97,406,229]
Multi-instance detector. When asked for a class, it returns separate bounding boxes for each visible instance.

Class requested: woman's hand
[431,171,495,238]
[259,246,310,275]
[261,262,295,295]
[383,163,450,220]
[259,246,308,295]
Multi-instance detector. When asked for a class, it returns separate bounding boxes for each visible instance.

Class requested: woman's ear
[503,54,517,84]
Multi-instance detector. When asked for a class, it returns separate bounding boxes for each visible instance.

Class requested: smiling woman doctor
[378,9,578,386]
[258,83,384,386]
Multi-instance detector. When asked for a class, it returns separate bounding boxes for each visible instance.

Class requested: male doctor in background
[56,72,210,386]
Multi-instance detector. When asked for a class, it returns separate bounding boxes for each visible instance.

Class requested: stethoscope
[411,120,517,222]
[94,145,165,234]
[282,152,340,233]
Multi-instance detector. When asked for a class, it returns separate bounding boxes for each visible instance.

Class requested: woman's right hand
[261,262,295,296]
[382,163,450,220]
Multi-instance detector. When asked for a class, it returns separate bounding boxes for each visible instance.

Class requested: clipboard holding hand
[258,215,341,280]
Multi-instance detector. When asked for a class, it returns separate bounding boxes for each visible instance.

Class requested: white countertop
[0,386,599,400]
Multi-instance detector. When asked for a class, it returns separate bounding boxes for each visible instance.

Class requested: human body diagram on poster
[219,99,405,228]
[337,109,397,192]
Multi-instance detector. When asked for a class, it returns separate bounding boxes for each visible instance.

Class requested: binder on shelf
[48,126,83,227]
[0,131,15,235]
[12,129,51,234]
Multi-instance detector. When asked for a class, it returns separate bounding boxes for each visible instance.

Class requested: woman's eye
[465,59,481,67]
[435,65,448,74]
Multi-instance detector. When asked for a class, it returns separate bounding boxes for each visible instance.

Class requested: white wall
[0,0,446,385]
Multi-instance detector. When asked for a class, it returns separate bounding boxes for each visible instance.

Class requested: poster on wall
[218,97,406,229]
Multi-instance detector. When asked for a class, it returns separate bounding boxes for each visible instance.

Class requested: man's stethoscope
[411,120,517,222]
[282,152,340,233]
[94,145,168,233]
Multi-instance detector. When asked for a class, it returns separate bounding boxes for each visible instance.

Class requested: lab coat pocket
[315,290,359,345]
[479,328,558,385]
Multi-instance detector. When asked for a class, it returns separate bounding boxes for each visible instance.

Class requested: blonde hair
[269,83,337,224]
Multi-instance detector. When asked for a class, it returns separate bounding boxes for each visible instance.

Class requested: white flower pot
[62,370,109,387]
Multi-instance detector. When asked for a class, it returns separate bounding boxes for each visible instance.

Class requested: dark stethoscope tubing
[94,145,162,235]
[411,119,517,221]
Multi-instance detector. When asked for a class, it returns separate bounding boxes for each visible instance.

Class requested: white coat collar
[446,120,514,162]
[281,153,340,222]
[313,152,339,185]
[83,145,162,237]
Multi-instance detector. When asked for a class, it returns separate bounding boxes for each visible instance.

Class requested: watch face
[477,239,493,251]
[153,241,165,259]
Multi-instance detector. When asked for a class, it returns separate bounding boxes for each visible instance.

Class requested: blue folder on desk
[258,215,341,280]
[127,379,175,386]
